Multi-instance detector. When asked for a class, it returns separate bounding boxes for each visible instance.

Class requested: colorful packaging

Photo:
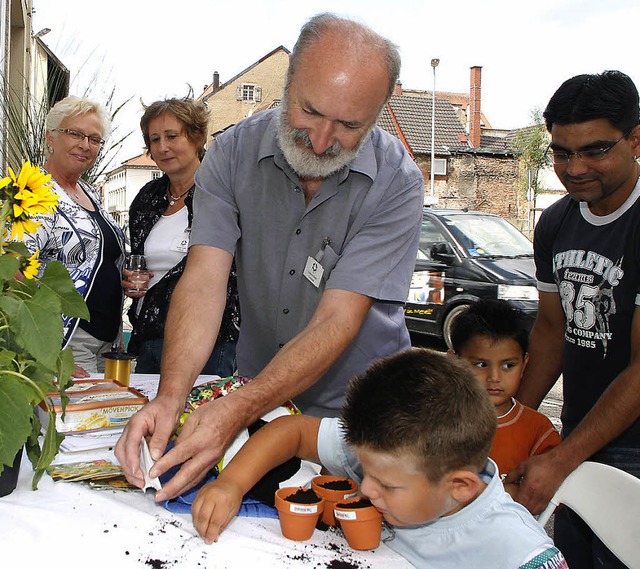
[37,380,148,433]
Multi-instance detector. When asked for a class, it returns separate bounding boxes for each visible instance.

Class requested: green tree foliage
[0,73,132,185]
[513,107,550,201]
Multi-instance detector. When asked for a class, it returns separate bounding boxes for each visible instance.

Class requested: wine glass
[125,255,150,293]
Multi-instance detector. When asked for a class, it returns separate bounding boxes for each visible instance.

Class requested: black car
[405,207,538,347]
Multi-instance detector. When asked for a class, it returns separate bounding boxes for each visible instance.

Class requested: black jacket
[127,174,239,354]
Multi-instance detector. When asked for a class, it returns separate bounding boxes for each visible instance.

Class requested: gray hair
[287,13,401,101]
[46,95,112,139]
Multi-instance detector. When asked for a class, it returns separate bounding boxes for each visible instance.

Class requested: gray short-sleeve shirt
[192,109,423,416]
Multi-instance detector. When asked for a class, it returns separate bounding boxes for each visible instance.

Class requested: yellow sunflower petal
[10,162,59,219]
[29,169,53,190]
[0,176,12,190]
[15,162,36,192]
[23,264,39,279]
[10,217,41,240]
[22,250,41,279]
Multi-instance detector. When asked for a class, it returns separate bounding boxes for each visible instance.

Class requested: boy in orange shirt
[450,299,561,485]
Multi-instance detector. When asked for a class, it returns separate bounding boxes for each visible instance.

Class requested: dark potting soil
[336,498,373,509]
[318,479,353,490]
[144,560,168,569]
[326,561,360,569]
[282,526,372,569]
[285,487,321,504]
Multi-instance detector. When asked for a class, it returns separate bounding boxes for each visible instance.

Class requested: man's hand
[505,448,576,514]
[502,481,520,500]
[114,394,184,489]
[146,395,246,502]
[192,478,244,544]
[191,414,322,544]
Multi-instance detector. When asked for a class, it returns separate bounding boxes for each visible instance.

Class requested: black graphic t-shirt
[535,181,640,448]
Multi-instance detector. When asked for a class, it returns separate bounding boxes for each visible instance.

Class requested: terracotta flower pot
[311,475,358,526]
[334,497,383,550]
[274,487,324,541]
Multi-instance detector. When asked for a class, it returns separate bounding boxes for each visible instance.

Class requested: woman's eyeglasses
[52,128,105,148]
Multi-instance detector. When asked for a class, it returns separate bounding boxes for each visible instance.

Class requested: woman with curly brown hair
[123,98,239,375]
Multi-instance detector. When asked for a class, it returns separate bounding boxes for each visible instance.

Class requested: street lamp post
[430,58,440,199]
[32,28,52,40]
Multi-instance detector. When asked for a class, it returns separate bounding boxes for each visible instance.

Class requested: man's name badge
[303,255,324,288]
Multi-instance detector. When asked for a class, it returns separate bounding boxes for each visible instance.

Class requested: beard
[276,96,372,179]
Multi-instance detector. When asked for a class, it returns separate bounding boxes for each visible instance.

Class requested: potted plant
[334,497,383,550]
[274,486,324,541]
[0,162,88,495]
[311,475,358,527]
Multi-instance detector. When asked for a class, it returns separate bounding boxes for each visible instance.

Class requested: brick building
[199,46,290,138]
[378,66,529,231]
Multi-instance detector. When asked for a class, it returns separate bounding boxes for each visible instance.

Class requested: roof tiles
[378,94,468,154]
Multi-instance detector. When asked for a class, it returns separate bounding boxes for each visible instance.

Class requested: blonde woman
[24,95,126,375]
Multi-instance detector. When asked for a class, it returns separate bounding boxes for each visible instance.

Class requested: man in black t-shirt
[509,71,640,569]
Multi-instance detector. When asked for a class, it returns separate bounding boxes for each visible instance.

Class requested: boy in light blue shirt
[191,349,567,569]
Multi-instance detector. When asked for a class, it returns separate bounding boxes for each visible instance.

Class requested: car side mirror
[430,242,456,263]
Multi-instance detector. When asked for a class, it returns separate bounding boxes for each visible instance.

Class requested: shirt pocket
[320,244,341,282]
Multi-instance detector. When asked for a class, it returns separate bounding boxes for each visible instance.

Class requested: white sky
[33,0,640,166]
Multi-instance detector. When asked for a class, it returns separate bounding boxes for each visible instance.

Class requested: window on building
[432,158,447,176]
[236,84,262,102]
[152,170,162,179]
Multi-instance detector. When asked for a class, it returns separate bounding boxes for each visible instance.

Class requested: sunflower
[22,250,41,280]
[10,217,42,241]
[0,160,88,492]
[9,162,58,218]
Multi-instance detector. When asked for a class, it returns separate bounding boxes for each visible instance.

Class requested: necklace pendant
[167,185,190,206]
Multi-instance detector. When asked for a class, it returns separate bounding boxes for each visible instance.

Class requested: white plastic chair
[538,461,640,569]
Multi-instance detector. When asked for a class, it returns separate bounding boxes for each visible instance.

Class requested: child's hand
[192,478,244,544]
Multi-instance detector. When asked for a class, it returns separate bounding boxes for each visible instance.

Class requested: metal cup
[103,350,135,387]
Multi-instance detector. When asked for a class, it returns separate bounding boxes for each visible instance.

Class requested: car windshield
[442,214,533,258]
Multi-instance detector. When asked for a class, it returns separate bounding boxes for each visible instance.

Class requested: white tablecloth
[0,374,414,568]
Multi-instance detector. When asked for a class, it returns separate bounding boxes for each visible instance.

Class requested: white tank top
[144,206,189,289]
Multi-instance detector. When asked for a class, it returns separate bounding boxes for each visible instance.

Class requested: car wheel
[442,304,471,350]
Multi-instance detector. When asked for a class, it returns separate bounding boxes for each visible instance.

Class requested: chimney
[469,66,482,148]
[212,71,220,92]
[394,81,402,96]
